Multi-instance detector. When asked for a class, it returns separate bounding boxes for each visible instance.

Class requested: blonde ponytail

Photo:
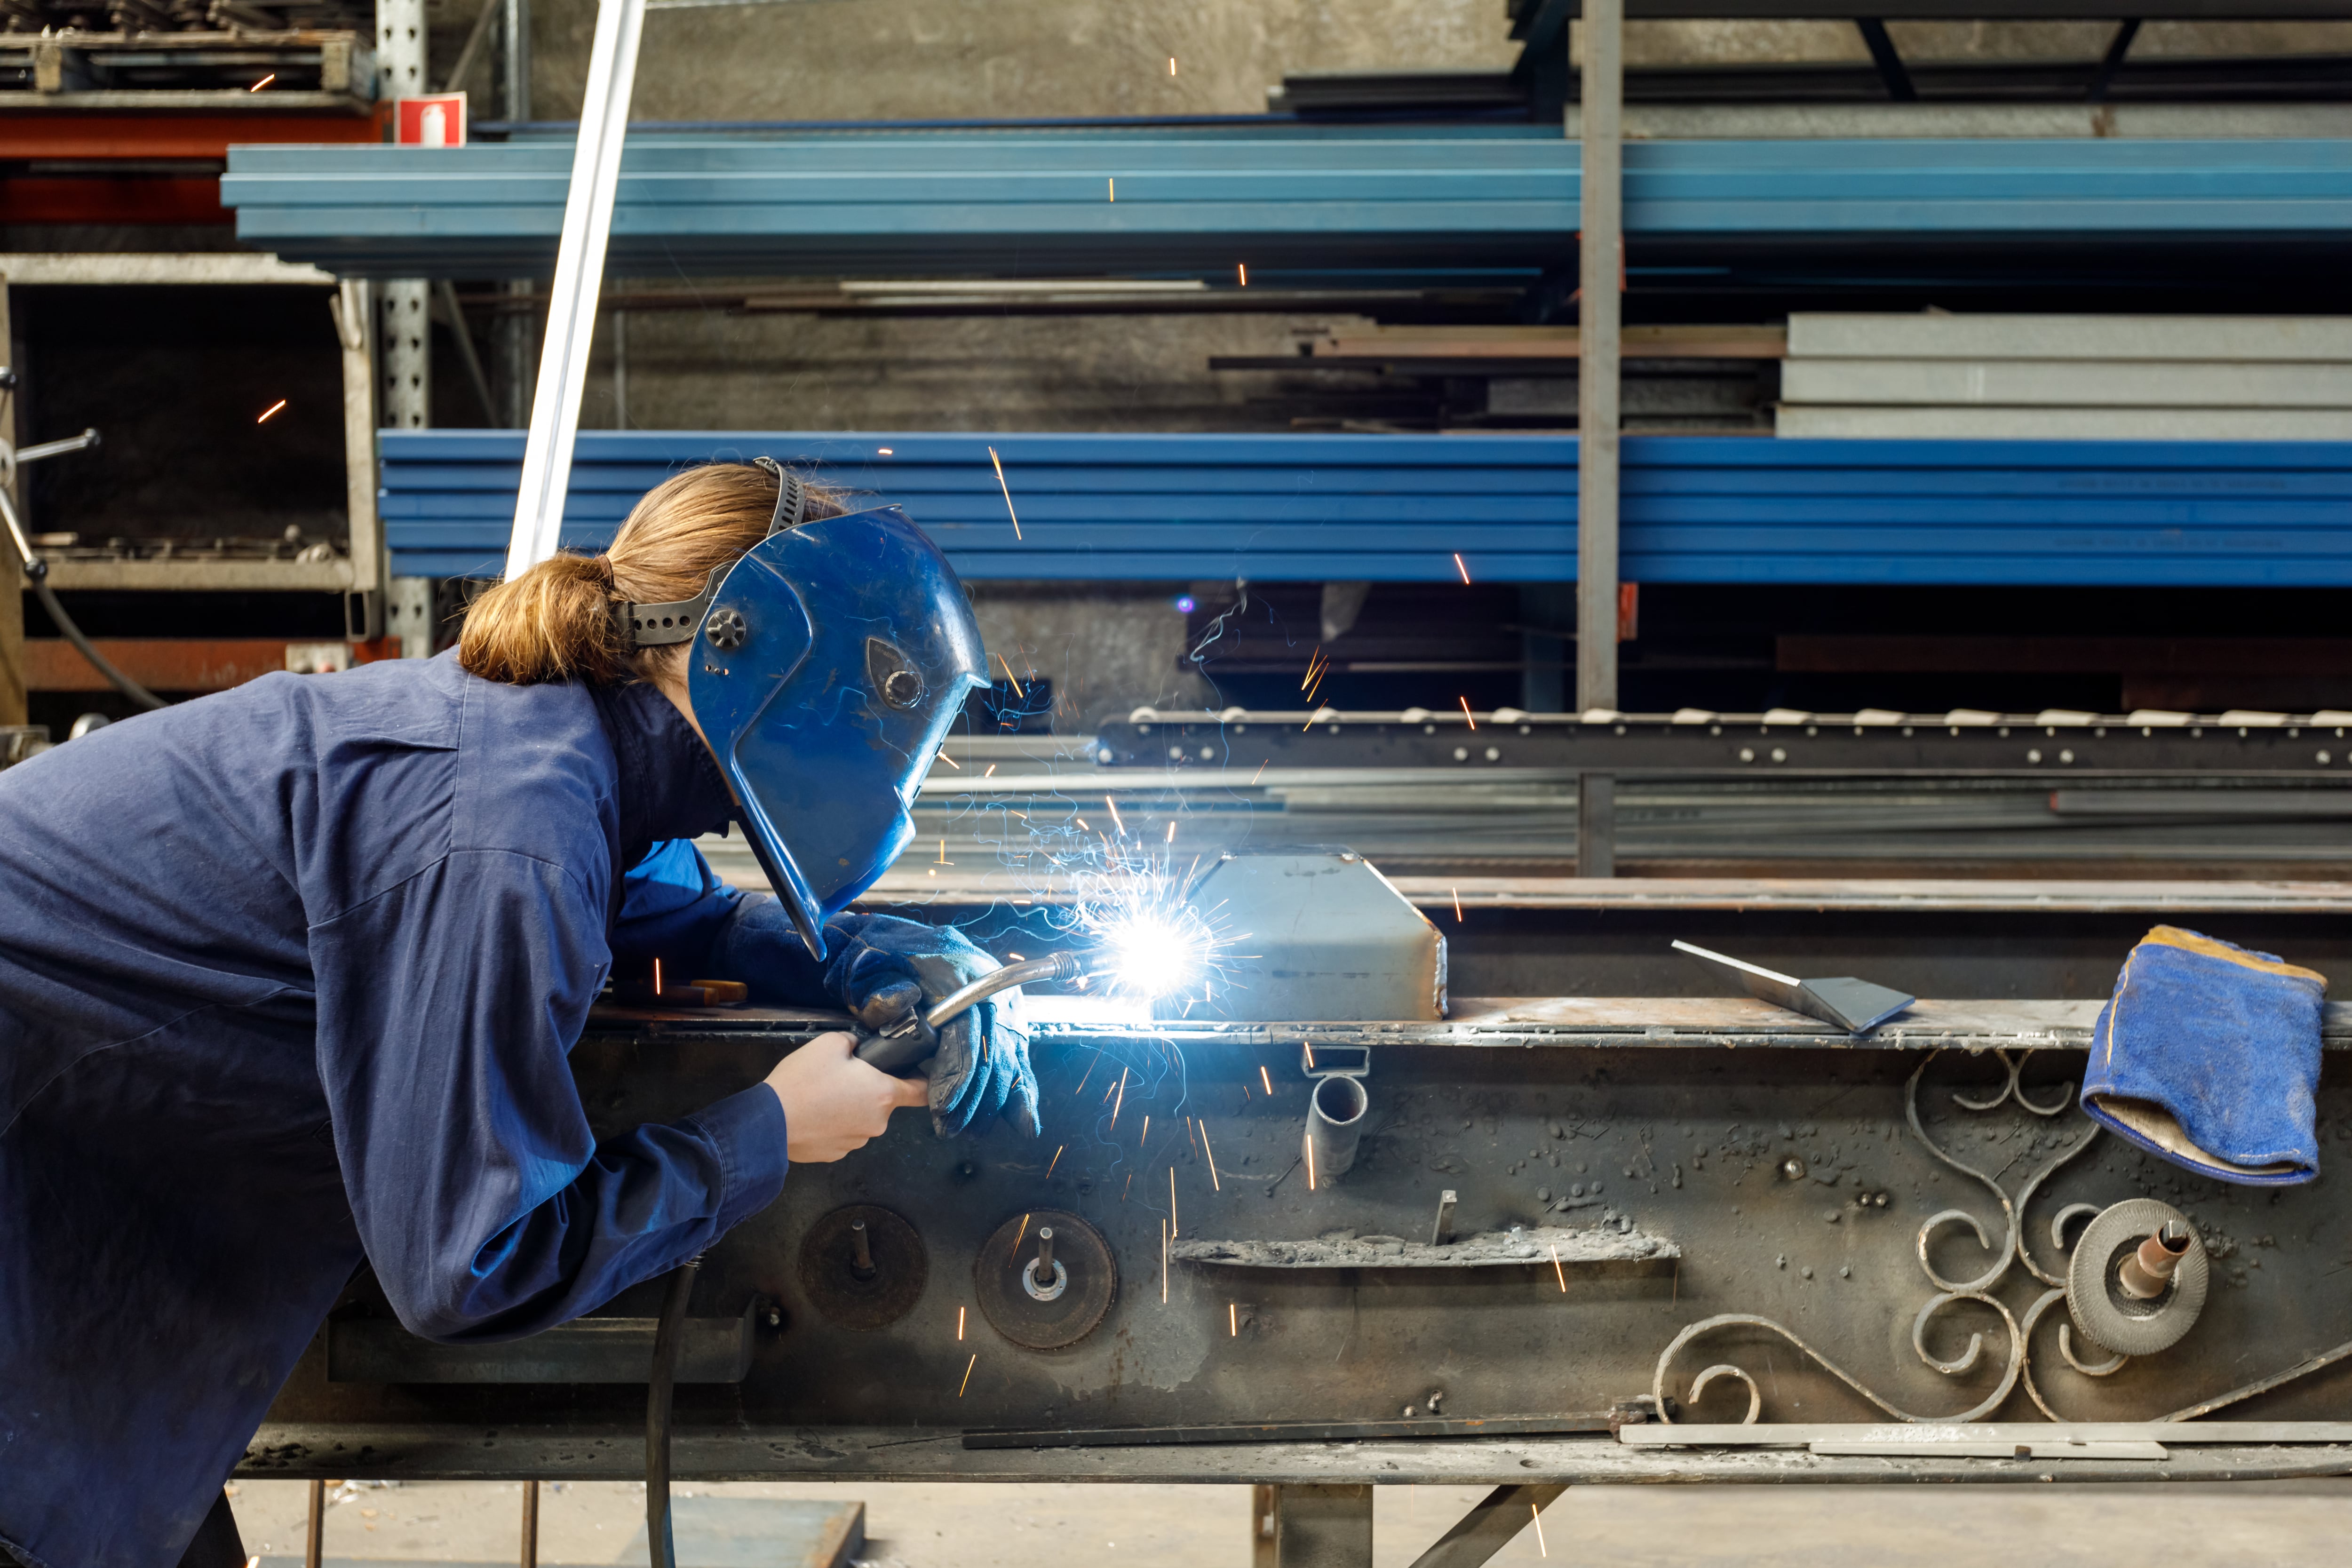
[458,462,836,685]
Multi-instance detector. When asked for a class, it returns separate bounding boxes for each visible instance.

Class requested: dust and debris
[1170,1222,1676,1269]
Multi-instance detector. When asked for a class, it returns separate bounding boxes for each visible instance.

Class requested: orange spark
[1201,1122,1220,1189]
[986,447,1023,540]
[1452,886,1464,923]
[1460,696,1477,730]
[958,1353,977,1396]
[256,399,287,423]
[1454,551,1471,583]
[248,73,275,90]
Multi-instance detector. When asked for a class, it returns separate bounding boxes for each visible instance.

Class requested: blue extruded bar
[379,430,2352,587]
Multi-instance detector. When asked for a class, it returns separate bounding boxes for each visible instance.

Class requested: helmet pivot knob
[704,606,748,652]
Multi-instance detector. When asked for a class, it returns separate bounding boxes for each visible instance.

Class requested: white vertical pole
[1575,0,1623,716]
[504,0,645,578]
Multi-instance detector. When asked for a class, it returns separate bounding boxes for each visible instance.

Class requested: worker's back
[0,654,646,1568]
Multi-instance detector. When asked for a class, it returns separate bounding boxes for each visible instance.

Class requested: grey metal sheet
[1776,407,2352,439]
[1621,104,2352,140]
[1788,313,2352,362]
[1781,358,2352,408]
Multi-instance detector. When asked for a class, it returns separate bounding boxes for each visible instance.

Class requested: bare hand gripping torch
[850,950,1081,1074]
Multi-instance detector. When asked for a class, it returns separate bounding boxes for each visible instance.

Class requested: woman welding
[0,461,1037,1568]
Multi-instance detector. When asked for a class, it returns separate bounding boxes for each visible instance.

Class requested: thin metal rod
[1405,1483,1567,1568]
[438,281,500,425]
[2087,17,2141,101]
[1574,0,1621,716]
[520,1479,540,1568]
[306,1479,325,1568]
[506,0,645,578]
[440,0,501,93]
[0,486,165,709]
[1854,19,1918,102]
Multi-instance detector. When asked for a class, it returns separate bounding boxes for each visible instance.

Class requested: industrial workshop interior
[13,1,2352,1566]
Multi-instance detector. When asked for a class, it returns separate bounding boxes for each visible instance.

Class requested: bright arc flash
[1092,907,1209,999]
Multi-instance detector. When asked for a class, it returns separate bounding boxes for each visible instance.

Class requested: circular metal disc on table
[975,1209,1117,1351]
[2066,1197,2208,1358]
[798,1205,928,1331]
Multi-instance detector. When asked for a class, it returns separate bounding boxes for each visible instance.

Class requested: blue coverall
[0,653,825,1568]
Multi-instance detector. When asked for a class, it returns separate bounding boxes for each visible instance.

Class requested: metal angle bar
[1406,1483,1567,1568]
[504,0,645,579]
[1618,1421,2352,1447]
[963,1415,1612,1449]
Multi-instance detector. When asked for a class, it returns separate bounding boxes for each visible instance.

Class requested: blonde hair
[459,462,832,685]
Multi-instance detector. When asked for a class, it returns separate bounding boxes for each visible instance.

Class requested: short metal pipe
[848,1219,874,1278]
[1303,1075,1369,1184]
[2119,1219,2193,1300]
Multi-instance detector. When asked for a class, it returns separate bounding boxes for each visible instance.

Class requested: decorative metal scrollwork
[1653,1047,2352,1427]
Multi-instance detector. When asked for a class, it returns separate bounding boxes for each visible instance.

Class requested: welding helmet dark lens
[688,504,986,959]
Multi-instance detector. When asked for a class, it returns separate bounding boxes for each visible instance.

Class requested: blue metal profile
[380,430,2352,587]
[222,134,2352,276]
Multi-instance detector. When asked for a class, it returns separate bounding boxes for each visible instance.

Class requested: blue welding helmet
[629,462,986,961]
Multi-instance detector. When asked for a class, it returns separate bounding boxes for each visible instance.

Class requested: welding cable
[645,1254,701,1568]
[0,447,166,711]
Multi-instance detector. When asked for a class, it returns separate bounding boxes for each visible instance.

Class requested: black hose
[646,1256,700,1568]
[29,571,166,711]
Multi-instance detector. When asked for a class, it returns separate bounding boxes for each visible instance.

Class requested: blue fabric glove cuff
[2082,925,2326,1186]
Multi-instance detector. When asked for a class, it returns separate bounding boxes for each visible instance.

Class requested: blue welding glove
[825,914,1041,1140]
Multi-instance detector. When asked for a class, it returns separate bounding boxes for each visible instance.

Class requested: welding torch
[850,950,1081,1074]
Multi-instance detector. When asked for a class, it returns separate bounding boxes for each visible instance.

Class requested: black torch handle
[853,1015,940,1074]
[849,952,1081,1076]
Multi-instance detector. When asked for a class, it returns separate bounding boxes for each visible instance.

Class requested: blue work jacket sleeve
[309,848,790,1342]
[613,838,834,1005]
[611,838,743,972]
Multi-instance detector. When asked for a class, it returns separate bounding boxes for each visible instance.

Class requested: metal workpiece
[254,1010,2352,1488]
[1181,852,1444,1023]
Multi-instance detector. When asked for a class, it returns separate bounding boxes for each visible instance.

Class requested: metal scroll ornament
[1651,1048,2352,1426]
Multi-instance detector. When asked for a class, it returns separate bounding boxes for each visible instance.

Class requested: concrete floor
[227,1475,2352,1567]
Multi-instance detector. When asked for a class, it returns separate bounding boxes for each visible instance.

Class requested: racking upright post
[1575,0,1622,717]
[378,0,432,431]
